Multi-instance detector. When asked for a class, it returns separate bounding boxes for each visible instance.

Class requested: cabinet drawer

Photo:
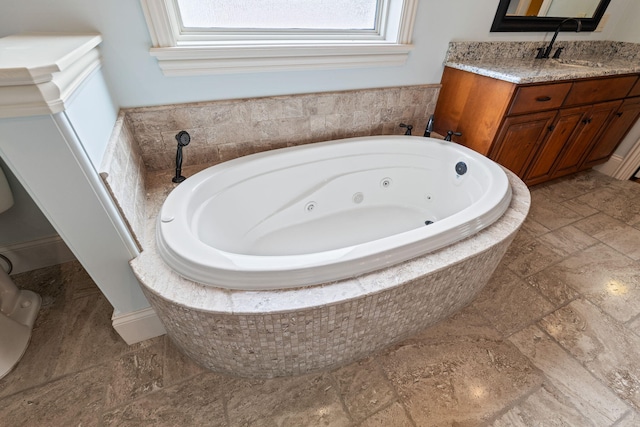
[508,83,572,115]
[564,75,638,106]
[628,76,640,98]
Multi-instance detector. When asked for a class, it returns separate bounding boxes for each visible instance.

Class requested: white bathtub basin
[157,135,512,290]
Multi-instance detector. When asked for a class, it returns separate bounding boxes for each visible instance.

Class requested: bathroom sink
[552,58,605,68]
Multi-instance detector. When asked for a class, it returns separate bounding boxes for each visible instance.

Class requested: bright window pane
[176,0,379,30]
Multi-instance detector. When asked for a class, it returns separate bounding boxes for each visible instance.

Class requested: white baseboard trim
[0,235,76,275]
[594,154,624,178]
[112,306,166,345]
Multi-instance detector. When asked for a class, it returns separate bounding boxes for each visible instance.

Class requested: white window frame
[140,0,418,76]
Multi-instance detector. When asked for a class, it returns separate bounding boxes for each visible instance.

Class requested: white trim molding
[0,34,102,118]
[140,0,417,76]
[112,307,166,345]
[149,43,415,76]
[612,139,640,179]
[594,154,624,177]
[0,235,76,275]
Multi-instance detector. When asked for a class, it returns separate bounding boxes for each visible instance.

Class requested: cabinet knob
[548,125,556,131]
[536,96,552,102]
[616,112,624,117]
[582,118,593,124]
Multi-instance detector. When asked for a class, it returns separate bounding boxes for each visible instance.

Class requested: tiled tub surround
[99,85,440,246]
[130,169,529,377]
[100,111,147,250]
[444,41,640,84]
[123,85,440,172]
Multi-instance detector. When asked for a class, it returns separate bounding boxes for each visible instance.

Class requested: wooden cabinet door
[552,100,622,178]
[489,110,557,178]
[581,97,640,168]
[524,106,589,186]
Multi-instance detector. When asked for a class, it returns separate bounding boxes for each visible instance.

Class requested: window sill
[149,43,414,76]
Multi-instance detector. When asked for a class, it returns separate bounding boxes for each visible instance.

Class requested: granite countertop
[444,41,640,84]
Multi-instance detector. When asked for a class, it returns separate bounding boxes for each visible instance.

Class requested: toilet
[0,165,41,379]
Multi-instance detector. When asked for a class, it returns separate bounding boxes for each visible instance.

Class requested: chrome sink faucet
[536,18,582,59]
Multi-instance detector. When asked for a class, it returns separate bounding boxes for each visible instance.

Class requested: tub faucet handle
[424,115,434,137]
[399,123,413,136]
[172,131,191,183]
[444,130,462,142]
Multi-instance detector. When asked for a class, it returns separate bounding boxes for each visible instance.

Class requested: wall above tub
[121,85,441,172]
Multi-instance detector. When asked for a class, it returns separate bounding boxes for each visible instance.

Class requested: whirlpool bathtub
[134,135,530,377]
[157,135,512,290]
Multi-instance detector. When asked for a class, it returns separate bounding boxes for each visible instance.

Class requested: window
[140,0,417,75]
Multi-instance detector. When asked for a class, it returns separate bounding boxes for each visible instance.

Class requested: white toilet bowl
[0,164,42,379]
[0,267,41,379]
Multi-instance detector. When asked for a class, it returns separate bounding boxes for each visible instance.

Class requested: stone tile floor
[1,170,640,426]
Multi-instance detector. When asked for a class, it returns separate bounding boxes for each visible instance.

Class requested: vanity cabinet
[434,67,640,185]
[525,100,622,184]
[523,106,591,184]
[581,97,640,168]
[490,111,556,177]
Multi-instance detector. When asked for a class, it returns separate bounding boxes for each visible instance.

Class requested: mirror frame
[490,0,612,32]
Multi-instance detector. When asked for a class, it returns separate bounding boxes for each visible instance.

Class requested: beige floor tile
[527,192,583,230]
[225,373,351,426]
[530,170,612,202]
[473,265,555,336]
[525,269,580,307]
[509,325,628,425]
[490,383,596,427]
[502,237,566,278]
[378,338,542,426]
[357,402,413,427]
[614,410,640,427]
[10,262,75,307]
[163,337,207,387]
[573,211,623,234]
[52,293,131,378]
[574,212,640,260]
[512,218,550,246]
[577,187,640,226]
[102,372,232,426]
[625,314,640,337]
[599,227,640,261]
[560,198,600,218]
[332,357,396,423]
[535,244,640,323]
[411,305,502,344]
[105,341,165,409]
[537,225,598,257]
[0,365,109,427]
[539,299,640,410]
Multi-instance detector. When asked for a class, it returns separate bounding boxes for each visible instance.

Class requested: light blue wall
[0,0,633,109]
